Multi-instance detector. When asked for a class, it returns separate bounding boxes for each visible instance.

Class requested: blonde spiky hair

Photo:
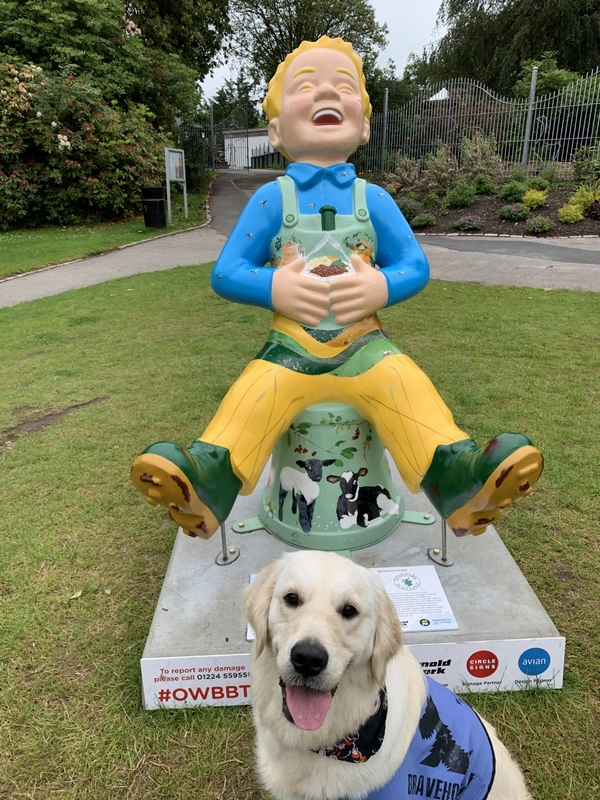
[262,36,372,121]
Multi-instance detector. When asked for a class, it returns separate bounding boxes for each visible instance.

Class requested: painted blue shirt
[339,677,496,800]
[210,162,429,310]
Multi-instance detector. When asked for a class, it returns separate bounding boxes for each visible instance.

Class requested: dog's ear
[243,559,281,658]
[371,579,403,687]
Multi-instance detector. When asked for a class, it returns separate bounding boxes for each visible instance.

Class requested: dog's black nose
[290,641,329,677]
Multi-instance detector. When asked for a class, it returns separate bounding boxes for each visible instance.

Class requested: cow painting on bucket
[327,467,399,529]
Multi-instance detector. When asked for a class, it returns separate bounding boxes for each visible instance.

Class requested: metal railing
[352,70,600,176]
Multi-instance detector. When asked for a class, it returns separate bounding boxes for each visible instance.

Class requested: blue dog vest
[324,677,496,800]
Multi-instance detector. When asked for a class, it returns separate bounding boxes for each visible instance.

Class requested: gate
[213,109,250,170]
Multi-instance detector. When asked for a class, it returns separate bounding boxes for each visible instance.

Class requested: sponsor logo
[394,572,421,590]
[420,659,451,675]
[518,647,551,676]
[466,650,498,678]
[420,618,431,627]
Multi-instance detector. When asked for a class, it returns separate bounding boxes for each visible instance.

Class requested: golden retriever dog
[244,551,531,800]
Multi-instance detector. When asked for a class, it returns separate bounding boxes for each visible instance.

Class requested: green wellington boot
[421,433,544,537]
[130,440,241,539]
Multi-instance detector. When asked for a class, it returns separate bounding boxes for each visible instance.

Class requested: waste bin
[142,186,166,228]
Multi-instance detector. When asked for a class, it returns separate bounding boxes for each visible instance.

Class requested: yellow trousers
[201,354,467,496]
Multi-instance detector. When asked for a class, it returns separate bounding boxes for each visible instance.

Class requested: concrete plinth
[141,464,564,710]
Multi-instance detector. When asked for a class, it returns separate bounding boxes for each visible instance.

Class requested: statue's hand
[272,257,330,326]
[328,254,389,325]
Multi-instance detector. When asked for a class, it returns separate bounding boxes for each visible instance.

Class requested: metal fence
[352,70,600,176]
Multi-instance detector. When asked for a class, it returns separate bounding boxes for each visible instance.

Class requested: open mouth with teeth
[312,109,343,126]
[280,679,337,730]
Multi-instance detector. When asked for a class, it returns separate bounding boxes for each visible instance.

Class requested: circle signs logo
[467,650,498,678]
[393,573,421,590]
[518,647,551,676]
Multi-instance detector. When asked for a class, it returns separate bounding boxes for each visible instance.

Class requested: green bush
[396,197,423,222]
[423,191,441,207]
[522,189,548,209]
[558,203,584,223]
[527,176,551,191]
[499,181,528,202]
[452,214,483,231]
[524,215,554,234]
[473,173,496,195]
[410,212,436,229]
[572,144,600,187]
[498,203,530,221]
[0,61,172,229]
[445,183,477,208]
[538,164,559,185]
[423,140,460,193]
[459,131,503,183]
[568,185,599,212]
[509,166,527,182]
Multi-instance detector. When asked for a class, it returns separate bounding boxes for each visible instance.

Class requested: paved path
[1,169,598,309]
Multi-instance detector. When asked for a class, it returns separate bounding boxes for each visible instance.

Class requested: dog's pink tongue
[285,685,333,730]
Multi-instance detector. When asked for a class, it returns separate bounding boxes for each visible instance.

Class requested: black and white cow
[327,467,399,529]
[278,458,337,533]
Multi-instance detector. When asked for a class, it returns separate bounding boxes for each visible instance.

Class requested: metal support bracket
[215,523,240,566]
[232,517,265,534]
[427,519,454,567]
[401,510,436,526]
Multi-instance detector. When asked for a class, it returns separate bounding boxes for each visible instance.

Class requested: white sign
[164,147,188,224]
[140,636,565,710]
[141,654,251,710]
[167,148,185,182]
[371,565,458,632]
[408,636,565,694]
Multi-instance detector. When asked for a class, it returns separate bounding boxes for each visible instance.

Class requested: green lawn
[0,272,598,799]
[0,190,207,280]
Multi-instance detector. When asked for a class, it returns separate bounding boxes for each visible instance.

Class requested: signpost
[164,148,188,225]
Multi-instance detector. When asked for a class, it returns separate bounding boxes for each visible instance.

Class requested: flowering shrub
[452,214,483,231]
[396,197,424,222]
[459,132,503,183]
[498,203,530,221]
[524,215,554,234]
[0,60,173,228]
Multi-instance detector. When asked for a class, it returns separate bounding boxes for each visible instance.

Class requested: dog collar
[313,687,388,763]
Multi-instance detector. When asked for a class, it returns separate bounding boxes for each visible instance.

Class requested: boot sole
[131,453,220,539]
[447,446,544,536]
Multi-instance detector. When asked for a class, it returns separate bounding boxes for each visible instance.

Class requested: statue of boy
[131,37,543,540]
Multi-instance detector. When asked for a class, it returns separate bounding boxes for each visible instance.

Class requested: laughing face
[268,48,371,166]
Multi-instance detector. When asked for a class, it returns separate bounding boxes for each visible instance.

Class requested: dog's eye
[341,604,358,619]
[283,592,300,608]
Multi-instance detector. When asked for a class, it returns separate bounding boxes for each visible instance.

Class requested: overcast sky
[200,0,445,101]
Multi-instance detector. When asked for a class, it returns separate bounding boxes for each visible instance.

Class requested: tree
[413,0,600,96]
[125,0,231,78]
[0,61,172,228]
[513,53,581,97]
[228,0,388,88]
[363,56,416,113]
[210,70,263,127]
[0,0,227,125]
